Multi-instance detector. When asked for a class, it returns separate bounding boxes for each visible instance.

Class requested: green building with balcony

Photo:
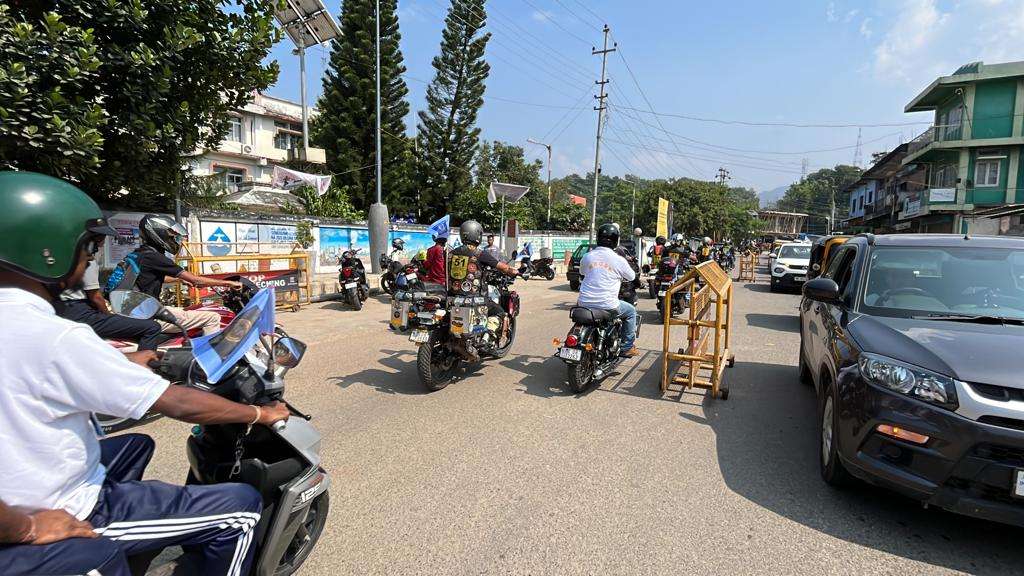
[901,60,1024,234]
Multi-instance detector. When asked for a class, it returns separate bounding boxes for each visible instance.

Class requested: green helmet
[0,171,115,283]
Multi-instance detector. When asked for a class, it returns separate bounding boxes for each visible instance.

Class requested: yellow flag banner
[656,197,669,238]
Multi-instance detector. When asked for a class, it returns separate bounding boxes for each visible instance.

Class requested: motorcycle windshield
[191,288,276,383]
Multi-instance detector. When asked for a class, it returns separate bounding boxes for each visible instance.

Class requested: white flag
[271,165,332,196]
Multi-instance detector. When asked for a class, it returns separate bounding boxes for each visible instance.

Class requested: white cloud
[531,10,553,23]
[844,9,860,22]
[826,2,838,22]
[870,0,1024,84]
[859,17,873,38]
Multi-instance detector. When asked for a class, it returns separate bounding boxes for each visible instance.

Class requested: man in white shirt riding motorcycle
[577,223,639,358]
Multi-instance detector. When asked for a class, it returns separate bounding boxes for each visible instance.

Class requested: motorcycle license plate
[406,272,418,281]
[559,347,582,361]
[658,291,666,297]
[344,282,357,289]
[794,276,807,281]
[409,330,430,344]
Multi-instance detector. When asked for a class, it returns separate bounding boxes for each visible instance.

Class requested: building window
[227,116,243,142]
[942,106,962,140]
[217,167,246,187]
[274,121,302,150]
[932,164,958,188]
[975,149,1005,188]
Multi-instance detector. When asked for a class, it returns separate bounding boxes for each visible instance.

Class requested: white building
[191,93,327,207]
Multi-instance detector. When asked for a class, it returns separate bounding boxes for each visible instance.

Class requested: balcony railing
[907,123,963,155]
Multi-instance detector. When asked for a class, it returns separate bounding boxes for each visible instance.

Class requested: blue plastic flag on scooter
[191,287,276,383]
[518,242,532,262]
[428,214,450,239]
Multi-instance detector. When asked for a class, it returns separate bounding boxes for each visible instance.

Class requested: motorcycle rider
[647,235,667,268]
[58,256,166,351]
[698,236,713,263]
[578,223,639,358]
[447,220,518,360]
[113,214,242,336]
[0,172,289,576]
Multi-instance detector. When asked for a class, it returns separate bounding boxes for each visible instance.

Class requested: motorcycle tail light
[342,268,352,278]
[422,302,436,311]
[566,335,579,347]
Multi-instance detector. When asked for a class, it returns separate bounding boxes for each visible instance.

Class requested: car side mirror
[802,277,841,305]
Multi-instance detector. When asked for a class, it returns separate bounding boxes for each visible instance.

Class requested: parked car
[799,233,1024,527]
[566,243,594,291]
[770,242,811,292]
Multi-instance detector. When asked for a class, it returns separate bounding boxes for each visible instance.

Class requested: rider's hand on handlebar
[258,401,290,427]
[27,509,98,544]
[226,281,244,290]
[125,349,161,370]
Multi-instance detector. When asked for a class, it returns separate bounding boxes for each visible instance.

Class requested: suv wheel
[819,383,853,487]
[569,278,580,291]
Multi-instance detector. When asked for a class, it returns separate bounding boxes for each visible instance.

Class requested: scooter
[532,257,556,280]
[338,249,370,310]
[109,289,329,576]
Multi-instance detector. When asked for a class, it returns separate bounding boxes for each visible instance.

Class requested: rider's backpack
[103,251,142,299]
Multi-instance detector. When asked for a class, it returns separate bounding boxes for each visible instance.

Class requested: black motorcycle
[110,290,329,576]
[556,306,642,393]
[338,249,369,310]
[617,248,641,306]
[654,253,692,316]
[379,238,407,295]
[410,271,522,391]
[532,257,556,280]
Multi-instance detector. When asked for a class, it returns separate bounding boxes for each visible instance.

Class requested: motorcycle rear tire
[380,275,395,295]
[274,490,330,575]
[347,288,362,311]
[418,332,459,391]
[567,352,596,393]
[543,268,555,281]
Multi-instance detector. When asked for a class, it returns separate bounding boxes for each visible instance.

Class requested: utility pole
[527,138,553,226]
[716,166,731,185]
[588,25,615,244]
[367,0,390,273]
[828,178,836,235]
[374,0,382,207]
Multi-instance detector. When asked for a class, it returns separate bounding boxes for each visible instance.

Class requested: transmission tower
[800,158,809,181]
[853,127,863,167]
[716,166,731,185]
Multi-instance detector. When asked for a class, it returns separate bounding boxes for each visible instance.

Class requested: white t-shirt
[0,288,169,519]
[578,247,635,310]
[60,261,101,301]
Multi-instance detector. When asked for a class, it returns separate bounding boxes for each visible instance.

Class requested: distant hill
[758,184,790,208]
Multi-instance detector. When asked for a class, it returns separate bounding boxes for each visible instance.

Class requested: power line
[518,0,594,46]
[611,104,935,129]
[551,0,603,30]
[603,137,808,175]
[570,0,606,28]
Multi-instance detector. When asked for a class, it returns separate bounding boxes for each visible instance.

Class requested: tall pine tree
[314,0,411,211]
[415,0,491,220]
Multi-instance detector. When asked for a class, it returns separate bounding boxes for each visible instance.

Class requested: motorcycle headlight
[858,353,959,410]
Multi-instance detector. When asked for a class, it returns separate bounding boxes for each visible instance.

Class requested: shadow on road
[329,348,426,395]
[744,283,772,293]
[744,312,800,333]
[685,359,1024,574]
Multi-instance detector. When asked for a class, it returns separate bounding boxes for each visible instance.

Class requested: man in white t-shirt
[0,172,290,576]
[577,223,639,357]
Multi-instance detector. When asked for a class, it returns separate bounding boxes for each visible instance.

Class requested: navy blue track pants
[0,434,262,576]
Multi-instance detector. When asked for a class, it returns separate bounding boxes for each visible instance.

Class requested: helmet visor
[86,216,117,237]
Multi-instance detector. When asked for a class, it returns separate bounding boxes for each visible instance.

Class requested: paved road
[138,268,1024,575]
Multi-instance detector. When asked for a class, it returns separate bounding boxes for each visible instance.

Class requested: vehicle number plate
[1014,470,1024,497]
[344,282,357,289]
[409,330,430,344]
[406,272,418,281]
[658,291,666,297]
[559,347,582,361]
[794,276,807,281]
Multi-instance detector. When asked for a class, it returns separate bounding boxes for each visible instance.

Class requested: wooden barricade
[660,261,735,400]
[176,242,313,311]
[737,251,758,283]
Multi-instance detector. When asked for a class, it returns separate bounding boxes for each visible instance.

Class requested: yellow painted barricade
[737,251,757,283]
[660,261,735,400]
[174,242,313,311]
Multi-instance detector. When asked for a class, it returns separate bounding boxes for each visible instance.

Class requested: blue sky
[264,0,1024,193]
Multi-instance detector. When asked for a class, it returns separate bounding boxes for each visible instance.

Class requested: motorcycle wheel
[347,287,362,311]
[418,331,459,391]
[380,275,395,295]
[96,413,136,433]
[567,352,596,393]
[543,268,555,281]
[489,316,517,358]
[274,490,330,576]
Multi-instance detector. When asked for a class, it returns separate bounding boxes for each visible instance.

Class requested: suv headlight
[773,266,785,274]
[858,353,959,410]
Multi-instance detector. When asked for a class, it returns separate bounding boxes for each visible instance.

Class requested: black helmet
[390,237,405,251]
[459,220,483,246]
[655,235,667,245]
[596,223,620,249]
[139,214,188,255]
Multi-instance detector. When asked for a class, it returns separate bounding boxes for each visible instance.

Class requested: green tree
[451,141,544,230]
[0,1,280,209]
[776,165,862,224]
[415,0,490,220]
[314,0,411,212]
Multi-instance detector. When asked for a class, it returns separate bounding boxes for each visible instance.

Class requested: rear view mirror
[273,337,307,369]
[110,290,164,320]
[802,278,841,305]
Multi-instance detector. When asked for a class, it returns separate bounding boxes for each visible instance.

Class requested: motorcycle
[109,289,329,576]
[410,270,523,392]
[616,248,641,306]
[532,257,556,280]
[653,255,685,316]
[378,238,407,295]
[555,305,643,393]
[338,248,370,310]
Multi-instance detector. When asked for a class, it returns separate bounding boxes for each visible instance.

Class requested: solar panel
[275,0,341,48]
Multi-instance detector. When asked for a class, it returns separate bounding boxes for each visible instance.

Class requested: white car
[770,242,811,292]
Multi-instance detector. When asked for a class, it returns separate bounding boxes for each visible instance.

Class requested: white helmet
[671,233,685,244]
[703,236,712,245]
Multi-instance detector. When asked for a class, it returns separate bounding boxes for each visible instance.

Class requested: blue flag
[191,287,276,384]
[428,214,450,239]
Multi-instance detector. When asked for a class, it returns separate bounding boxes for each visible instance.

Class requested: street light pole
[628,176,637,231]
[527,138,552,226]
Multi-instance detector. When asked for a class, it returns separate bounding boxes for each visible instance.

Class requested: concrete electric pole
[588,25,615,244]
[367,0,389,273]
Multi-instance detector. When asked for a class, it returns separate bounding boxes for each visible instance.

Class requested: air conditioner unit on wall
[242,145,253,155]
